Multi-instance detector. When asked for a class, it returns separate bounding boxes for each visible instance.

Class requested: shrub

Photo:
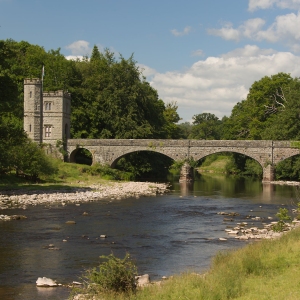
[84,253,138,295]
[272,208,292,232]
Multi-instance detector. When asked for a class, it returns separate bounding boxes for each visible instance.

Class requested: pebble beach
[0,181,169,217]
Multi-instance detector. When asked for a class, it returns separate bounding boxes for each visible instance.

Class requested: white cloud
[137,64,157,78]
[192,49,205,57]
[256,12,300,44]
[147,46,300,121]
[65,55,86,61]
[208,12,300,51]
[65,40,91,56]
[221,45,276,58]
[171,26,192,37]
[248,0,300,11]
[207,22,241,41]
[207,18,266,42]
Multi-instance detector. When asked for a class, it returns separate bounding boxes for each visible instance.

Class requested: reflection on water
[0,174,298,299]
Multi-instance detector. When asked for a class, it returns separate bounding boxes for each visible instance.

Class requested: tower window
[45,125,52,137]
[30,91,32,98]
[29,124,32,132]
[45,102,52,110]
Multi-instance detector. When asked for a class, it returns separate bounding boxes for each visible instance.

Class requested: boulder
[36,277,57,287]
[136,274,150,287]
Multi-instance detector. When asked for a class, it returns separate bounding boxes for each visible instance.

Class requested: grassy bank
[0,160,132,191]
[73,227,300,300]
[198,154,231,174]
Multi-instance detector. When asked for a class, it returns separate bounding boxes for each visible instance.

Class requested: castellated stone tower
[24,78,43,143]
[24,78,71,146]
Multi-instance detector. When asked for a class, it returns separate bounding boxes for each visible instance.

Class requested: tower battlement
[43,90,71,99]
[24,78,42,85]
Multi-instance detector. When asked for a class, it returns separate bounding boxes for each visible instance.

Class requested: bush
[83,253,138,295]
[272,208,292,232]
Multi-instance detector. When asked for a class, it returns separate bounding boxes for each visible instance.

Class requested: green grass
[0,160,129,191]
[198,155,231,174]
[73,227,300,300]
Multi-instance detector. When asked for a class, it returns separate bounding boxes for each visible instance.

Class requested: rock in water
[36,277,58,287]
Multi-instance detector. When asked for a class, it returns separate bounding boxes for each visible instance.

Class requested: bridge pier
[179,162,194,182]
[262,164,274,182]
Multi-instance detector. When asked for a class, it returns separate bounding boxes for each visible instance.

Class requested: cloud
[207,22,241,41]
[248,0,300,11]
[147,46,300,121]
[208,12,300,51]
[221,44,277,58]
[65,40,91,56]
[207,18,266,42]
[137,64,157,78]
[191,49,205,57]
[171,26,192,37]
[256,12,300,44]
[65,55,86,61]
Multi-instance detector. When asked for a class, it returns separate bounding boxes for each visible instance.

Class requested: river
[0,174,298,299]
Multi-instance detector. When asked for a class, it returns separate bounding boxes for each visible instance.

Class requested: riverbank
[0,181,169,210]
[72,225,300,300]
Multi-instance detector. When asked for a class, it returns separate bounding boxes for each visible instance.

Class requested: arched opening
[112,151,174,181]
[275,154,300,181]
[69,148,93,165]
[196,152,263,178]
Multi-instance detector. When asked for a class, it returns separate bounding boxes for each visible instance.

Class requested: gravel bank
[0,181,169,211]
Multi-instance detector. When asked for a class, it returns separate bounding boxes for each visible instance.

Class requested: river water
[0,175,298,300]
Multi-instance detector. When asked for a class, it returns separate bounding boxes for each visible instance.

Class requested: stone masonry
[67,139,300,182]
[24,78,71,146]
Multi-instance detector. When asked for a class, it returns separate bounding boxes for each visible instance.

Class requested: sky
[1,0,300,122]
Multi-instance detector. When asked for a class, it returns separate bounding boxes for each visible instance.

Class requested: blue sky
[1,0,300,122]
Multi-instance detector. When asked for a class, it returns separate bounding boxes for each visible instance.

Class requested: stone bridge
[67,139,300,182]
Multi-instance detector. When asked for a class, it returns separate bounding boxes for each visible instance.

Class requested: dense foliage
[0,40,181,180]
[1,38,300,180]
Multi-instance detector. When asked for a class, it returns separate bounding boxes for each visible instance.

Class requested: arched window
[45,102,52,110]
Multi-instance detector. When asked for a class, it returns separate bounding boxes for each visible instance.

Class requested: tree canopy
[2,38,300,180]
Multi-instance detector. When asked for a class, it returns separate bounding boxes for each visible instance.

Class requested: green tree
[189,113,221,139]
[71,50,166,139]
[162,101,182,138]
[224,73,293,140]
[261,78,300,140]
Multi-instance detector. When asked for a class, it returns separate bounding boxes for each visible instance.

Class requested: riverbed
[0,175,298,299]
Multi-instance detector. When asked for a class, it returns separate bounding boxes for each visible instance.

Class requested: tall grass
[73,228,300,299]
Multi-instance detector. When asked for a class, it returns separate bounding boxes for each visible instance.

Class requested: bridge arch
[110,149,176,168]
[193,150,264,169]
[69,147,94,165]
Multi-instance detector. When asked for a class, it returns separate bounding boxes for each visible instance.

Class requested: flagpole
[41,65,44,92]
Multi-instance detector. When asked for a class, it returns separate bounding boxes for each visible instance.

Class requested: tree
[189,113,221,140]
[224,73,293,140]
[71,50,167,139]
[162,101,182,138]
[261,78,300,140]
